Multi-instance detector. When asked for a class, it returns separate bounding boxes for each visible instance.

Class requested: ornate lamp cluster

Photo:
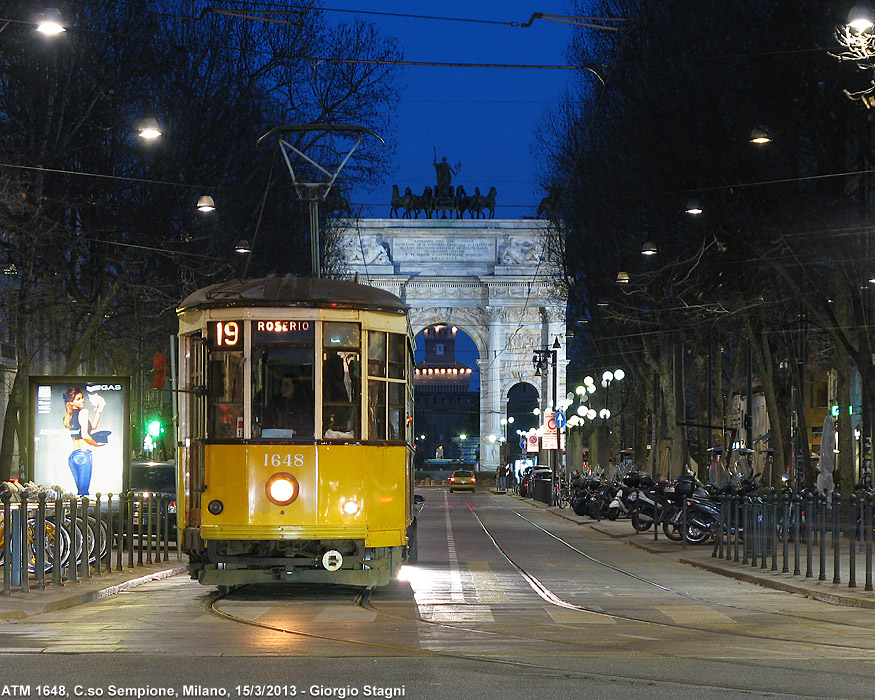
[565,369,626,428]
[834,4,875,106]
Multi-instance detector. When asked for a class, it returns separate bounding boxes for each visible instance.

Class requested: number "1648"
[263,453,304,467]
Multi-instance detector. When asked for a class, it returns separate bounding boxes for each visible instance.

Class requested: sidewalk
[0,560,187,620]
[510,491,875,609]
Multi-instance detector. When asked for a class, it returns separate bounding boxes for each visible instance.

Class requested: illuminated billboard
[29,376,130,497]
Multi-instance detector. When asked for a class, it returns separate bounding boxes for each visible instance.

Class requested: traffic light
[143,414,165,453]
[831,404,840,418]
[146,418,164,438]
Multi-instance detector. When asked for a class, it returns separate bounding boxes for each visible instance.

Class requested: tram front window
[253,346,315,439]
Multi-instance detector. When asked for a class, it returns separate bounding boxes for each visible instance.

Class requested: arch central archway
[336,218,566,471]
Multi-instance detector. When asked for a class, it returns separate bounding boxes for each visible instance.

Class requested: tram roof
[177,276,406,314]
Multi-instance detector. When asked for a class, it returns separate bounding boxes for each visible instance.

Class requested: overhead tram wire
[203,5,630,32]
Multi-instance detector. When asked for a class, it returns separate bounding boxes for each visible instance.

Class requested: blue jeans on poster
[68,449,93,496]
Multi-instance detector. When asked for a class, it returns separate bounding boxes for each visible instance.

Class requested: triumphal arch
[334,218,566,472]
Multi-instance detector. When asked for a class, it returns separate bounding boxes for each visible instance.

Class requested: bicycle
[555,479,572,509]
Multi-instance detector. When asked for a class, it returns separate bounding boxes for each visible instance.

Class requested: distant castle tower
[414,325,473,391]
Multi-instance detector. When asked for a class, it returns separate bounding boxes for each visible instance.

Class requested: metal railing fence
[1,487,180,596]
[711,490,875,592]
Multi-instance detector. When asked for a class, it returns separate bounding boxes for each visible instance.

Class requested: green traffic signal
[146,418,164,438]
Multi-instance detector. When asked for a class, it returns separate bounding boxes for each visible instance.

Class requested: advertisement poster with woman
[29,376,129,497]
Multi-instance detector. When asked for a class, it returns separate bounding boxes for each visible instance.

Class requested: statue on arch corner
[433,146,461,198]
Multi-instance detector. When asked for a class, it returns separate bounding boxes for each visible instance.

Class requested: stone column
[480,306,504,472]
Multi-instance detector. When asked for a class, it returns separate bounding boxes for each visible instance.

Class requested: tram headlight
[266,472,299,506]
[341,499,361,516]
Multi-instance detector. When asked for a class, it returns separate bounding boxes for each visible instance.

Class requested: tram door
[181,334,209,526]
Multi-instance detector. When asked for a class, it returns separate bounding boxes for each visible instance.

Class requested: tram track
[492,494,875,632]
[202,492,875,699]
[206,493,875,659]
[201,489,875,698]
[202,591,867,700]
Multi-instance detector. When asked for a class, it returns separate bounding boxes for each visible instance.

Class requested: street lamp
[749,127,771,144]
[850,3,875,33]
[532,337,562,503]
[196,195,216,213]
[138,118,162,140]
[685,199,703,215]
[36,9,66,35]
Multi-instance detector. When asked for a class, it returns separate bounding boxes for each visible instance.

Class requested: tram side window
[252,345,314,440]
[367,331,407,441]
[322,322,361,440]
[208,352,244,438]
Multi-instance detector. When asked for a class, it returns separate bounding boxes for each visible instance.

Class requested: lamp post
[532,337,562,504]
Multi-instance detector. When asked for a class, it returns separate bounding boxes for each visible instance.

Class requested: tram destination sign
[208,320,315,349]
[253,319,314,344]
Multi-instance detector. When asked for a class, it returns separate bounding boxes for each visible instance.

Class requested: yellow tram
[176,276,415,589]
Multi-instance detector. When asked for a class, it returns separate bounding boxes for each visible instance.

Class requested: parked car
[449,469,476,492]
[519,466,552,498]
[128,461,177,540]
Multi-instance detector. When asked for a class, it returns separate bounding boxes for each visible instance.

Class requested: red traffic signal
[152,353,167,390]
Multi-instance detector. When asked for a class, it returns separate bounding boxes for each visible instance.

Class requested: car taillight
[471,477,476,483]
[450,477,456,482]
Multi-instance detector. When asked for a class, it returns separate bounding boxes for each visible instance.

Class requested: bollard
[770,491,778,572]
[832,492,841,585]
[782,492,790,573]
[792,492,800,576]
[742,500,750,565]
[805,492,814,578]
[137,492,144,566]
[162,494,170,563]
[732,496,739,562]
[52,495,63,586]
[106,494,117,573]
[18,489,28,592]
[866,492,873,592]
[723,493,731,560]
[2,489,11,597]
[712,494,725,559]
[751,501,759,568]
[80,497,91,579]
[94,494,102,577]
[126,491,135,569]
[35,491,47,590]
[69,496,78,583]
[819,493,827,581]
[146,492,154,565]
[849,494,857,589]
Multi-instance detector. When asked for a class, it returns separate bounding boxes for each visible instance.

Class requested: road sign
[519,437,527,450]
[555,411,566,429]
[526,433,539,453]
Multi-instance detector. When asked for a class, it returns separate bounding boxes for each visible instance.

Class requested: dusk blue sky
[322,2,577,219]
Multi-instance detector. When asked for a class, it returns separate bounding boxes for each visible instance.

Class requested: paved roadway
[3,490,875,700]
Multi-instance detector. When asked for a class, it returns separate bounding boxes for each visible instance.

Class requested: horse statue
[454,186,470,218]
[323,187,353,218]
[468,186,497,219]
[536,186,563,218]
[390,185,406,218]
[412,186,433,219]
